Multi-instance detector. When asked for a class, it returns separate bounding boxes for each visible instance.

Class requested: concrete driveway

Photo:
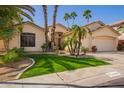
[1,52,124,88]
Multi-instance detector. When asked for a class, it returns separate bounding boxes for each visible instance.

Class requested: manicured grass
[21,54,110,78]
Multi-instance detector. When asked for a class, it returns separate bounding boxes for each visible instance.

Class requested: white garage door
[93,37,115,51]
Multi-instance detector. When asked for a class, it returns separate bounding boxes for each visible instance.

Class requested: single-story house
[0,21,45,52]
[0,21,120,52]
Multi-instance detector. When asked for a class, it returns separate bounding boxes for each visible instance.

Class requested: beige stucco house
[85,21,120,51]
[64,21,120,51]
[0,21,120,52]
[0,21,45,52]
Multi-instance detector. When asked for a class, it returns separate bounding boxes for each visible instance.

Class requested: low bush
[41,42,51,52]
[92,46,97,53]
[117,44,124,51]
[81,47,89,55]
[2,48,24,63]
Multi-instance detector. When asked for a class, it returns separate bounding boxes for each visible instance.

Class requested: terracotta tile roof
[110,20,124,27]
[48,23,67,30]
[84,20,105,27]
[22,21,44,30]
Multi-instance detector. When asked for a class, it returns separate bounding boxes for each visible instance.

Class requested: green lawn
[21,54,110,78]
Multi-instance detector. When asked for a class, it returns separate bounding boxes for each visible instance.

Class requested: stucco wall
[9,23,45,52]
[92,27,119,37]
[48,24,68,40]
[82,27,118,51]
[81,33,91,48]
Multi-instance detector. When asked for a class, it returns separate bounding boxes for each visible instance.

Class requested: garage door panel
[92,37,115,51]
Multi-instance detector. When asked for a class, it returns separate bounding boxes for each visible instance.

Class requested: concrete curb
[15,58,35,79]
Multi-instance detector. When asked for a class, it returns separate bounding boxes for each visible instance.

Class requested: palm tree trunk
[67,45,72,55]
[70,41,74,55]
[77,35,81,56]
[51,5,59,51]
[72,19,75,25]
[87,18,89,24]
[74,41,78,54]
[67,20,69,30]
[3,39,9,51]
[42,5,49,52]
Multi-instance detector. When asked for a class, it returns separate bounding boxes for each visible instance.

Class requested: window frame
[20,33,36,47]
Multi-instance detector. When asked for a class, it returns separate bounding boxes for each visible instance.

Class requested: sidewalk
[0,52,124,88]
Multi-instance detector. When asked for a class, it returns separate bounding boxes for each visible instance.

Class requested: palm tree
[71,25,88,56]
[42,5,49,52]
[63,13,71,30]
[0,6,35,22]
[83,9,92,50]
[0,5,35,50]
[70,12,77,25]
[83,9,92,23]
[51,5,59,51]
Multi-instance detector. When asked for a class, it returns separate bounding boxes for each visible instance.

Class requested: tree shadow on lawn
[53,56,109,67]
[22,54,110,78]
[39,56,106,73]
[31,54,77,71]
[29,54,109,72]
[40,58,76,72]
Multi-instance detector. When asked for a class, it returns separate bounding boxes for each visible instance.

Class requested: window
[21,33,35,47]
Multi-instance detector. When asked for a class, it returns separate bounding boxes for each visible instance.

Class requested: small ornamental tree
[64,25,89,56]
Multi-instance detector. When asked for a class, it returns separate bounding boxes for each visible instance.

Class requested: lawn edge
[15,58,35,79]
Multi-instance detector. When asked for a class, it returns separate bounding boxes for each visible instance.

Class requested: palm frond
[17,5,35,16]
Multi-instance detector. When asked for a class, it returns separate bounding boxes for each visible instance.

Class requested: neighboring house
[110,20,124,51]
[64,21,120,51]
[0,21,45,52]
[110,20,124,43]
[110,20,124,30]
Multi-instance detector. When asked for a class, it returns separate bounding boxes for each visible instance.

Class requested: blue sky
[26,5,124,27]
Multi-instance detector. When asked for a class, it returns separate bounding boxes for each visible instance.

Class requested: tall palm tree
[51,5,59,51]
[42,5,49,52]
[0,5,35,50]
[63,13,71,30]
[83,9,92,23]
[70,12,77,25]
[83,10,92,50]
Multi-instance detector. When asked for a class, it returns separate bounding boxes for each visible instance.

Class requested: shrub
[41,42,51,52]
[61,40,68,50]
[41,43,48,52]
[92,46,97,53]
[81,47,89,55]
[117,44,124,51]
[2,48,24,63]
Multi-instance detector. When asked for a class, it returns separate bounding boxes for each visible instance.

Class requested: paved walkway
[1,52,124,88]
